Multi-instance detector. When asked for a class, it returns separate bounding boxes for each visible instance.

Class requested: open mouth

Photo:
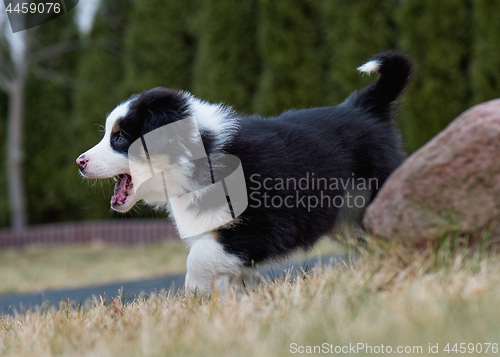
[111,174,133,207]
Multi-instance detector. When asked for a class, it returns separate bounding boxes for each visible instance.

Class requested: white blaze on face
[78,101,131,179]
[77,93,248,228]
[77,100,139,213]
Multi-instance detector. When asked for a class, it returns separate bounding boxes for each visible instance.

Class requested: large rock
[364,99,500,245]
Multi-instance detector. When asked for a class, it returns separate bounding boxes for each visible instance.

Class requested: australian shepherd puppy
[77,51,411,295]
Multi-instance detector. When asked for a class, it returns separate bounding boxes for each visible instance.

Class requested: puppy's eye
[116,134,125,143]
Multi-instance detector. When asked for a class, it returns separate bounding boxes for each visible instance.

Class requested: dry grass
[0,240,189,295]
[1,238,500,357]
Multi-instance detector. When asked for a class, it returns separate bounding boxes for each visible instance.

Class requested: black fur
[218,51,411,265]
[111,51,412,267]
[110,88,191,154]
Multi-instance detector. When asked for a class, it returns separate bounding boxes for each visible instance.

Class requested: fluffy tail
[354,50,412,118]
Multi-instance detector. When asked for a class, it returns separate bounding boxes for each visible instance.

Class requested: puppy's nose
[76,155,88,170]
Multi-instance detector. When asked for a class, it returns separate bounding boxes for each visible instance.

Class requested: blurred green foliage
[470,0,500,105]
[73,0,134,220]
[123,0,196,95]
[397,0,473,153]
[0,92,7,227]
[254,0,326,115]
[0,0,499,227]
[0,25,12,227]
[23,14,82,224]
[192,0,260,113]
[322,0,398,105]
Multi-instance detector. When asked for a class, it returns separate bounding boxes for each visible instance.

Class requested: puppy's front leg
[185,233,244,296]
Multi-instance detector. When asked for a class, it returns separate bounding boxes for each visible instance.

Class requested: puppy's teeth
[113,176,118,182]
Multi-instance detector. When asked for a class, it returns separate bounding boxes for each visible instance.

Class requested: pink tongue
[111,175,131,205]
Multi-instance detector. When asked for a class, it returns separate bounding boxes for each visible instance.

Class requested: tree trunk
[7,79,27,229]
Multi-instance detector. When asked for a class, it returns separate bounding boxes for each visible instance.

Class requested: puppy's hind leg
[185,233,244,296]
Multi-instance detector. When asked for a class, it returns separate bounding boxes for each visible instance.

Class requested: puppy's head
[76,87,193,212]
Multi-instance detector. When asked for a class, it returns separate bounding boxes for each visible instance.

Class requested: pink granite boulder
[364,99,500,246]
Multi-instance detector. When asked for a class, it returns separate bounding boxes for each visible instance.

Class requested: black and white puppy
[77,51,411,295]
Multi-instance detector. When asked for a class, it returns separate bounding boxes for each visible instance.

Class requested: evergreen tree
[74,0,131,149]
[322,0,398,105]
[0,91,8,227]
[72,0,133,219]
[0,23,11,226]
[191,0,260,113]
[254,0,326,116]
[23,14,82,224]
[123,0,196,95]
[397,0,473,153]
[470,0,500,105]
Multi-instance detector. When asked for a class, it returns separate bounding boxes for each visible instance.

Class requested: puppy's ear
[134,87,190,135]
